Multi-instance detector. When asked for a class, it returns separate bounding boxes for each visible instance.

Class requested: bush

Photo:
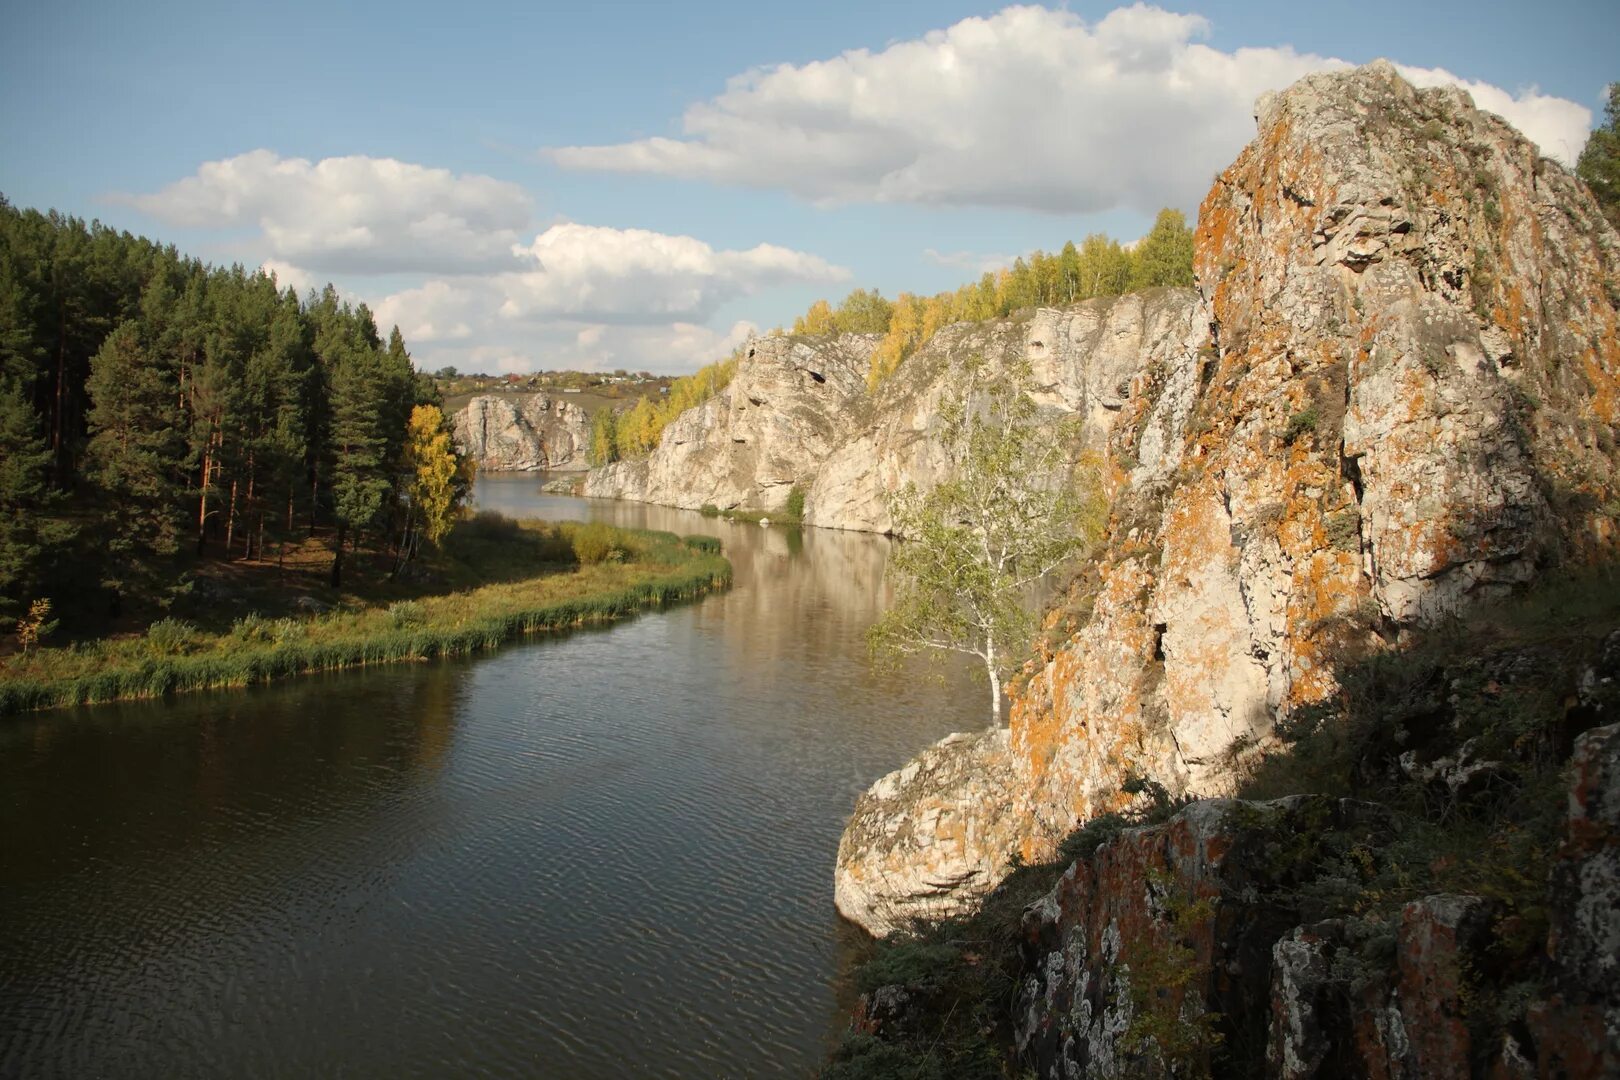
[699,503,720,517]
[388,601,425,628]
[571,521,625,565]
[145,618,199,656]
[1283,406,1319,444]
[230,613,275,644]
[458,510,522,542]
[785,485,805,522]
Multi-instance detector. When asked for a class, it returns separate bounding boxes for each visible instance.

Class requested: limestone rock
[451,393,591,472]
[585,291,1201,532]
[834,729,1024,937]
[808,290,1200,534]
[1014,797,1393,1079]
[585,333,875,512]
[1533,720,1620,1077]
[1001,59,1620,874]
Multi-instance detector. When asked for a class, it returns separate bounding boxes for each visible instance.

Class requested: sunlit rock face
[1009,58,1620,857]
[833,730,1025,938]
[452,394,591,472]
[838,60,1620,935]
[583,291,1201,531]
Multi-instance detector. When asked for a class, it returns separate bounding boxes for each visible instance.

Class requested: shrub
[699,503,720,517]
[1283,406,1319,444]
[459,510,522,542]
[230,613,275,644]
[785,485,806,522]
[571,521,624,565]
[145,618,199,656]
[388,601,425,628]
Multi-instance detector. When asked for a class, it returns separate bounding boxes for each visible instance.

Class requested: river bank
[0,514,730,714]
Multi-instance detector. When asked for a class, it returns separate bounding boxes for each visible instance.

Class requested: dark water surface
[0,476,980,1078]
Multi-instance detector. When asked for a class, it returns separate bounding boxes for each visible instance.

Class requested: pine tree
[85,321,185,587]
[0,384,73,617]
[1577,82,1620,231]
[327,348,391,587]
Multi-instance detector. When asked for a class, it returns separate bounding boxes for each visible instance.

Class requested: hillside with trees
[0,196,466,637]
[587,209,1196,467]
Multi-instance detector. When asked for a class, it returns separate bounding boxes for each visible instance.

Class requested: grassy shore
[0,515,729,715]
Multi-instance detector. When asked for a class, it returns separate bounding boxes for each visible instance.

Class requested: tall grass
[0,521,729,715]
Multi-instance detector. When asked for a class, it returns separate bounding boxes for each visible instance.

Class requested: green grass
[0,515,730,715]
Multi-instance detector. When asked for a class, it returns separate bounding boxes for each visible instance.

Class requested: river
[0,474,982,1078]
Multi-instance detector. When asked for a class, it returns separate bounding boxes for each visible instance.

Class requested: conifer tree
[85,321,185,587]
[0,384,72,616]
[1577,82,1620,231]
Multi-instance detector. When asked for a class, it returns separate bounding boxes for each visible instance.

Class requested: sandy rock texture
[838,61,1619,936]
[451,393,591,472]
[584,292,1200,531]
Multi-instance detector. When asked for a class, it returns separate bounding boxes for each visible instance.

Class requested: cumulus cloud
[371,223,843,372]
[259,259,318,296]
[548,4,1591,215]
[126,150,534,274]
[499,223,846,322]
[924,248,1016,275]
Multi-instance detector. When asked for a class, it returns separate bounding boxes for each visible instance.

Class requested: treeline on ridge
[587,209,1194,466]
[0,195,467,631]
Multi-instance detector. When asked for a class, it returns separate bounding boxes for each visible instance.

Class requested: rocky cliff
[835,60,1620,936]
[451,393,591,472]
[585,290,1199,531]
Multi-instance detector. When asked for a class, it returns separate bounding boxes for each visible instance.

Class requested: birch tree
[869,360,1105,727]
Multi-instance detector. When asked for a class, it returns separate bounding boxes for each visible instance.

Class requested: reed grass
[0,520,729,715]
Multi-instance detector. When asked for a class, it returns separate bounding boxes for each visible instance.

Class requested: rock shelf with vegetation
[0,513,729,714]
[769,61,1620,1078]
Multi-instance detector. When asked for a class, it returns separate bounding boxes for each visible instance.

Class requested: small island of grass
[0,512,729,714]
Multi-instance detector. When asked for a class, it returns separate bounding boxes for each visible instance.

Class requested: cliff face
[835,62,1620,934]
[451,394,592,472]
[1010,58,1620,846]
[584,290,1200,530]
[1014,723,1620,1079]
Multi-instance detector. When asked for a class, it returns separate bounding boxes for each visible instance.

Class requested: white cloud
[371,223,842,373]
[547,4,1591,215]
[410,320,760,377]
[500,223,846,322]
[259,259,317,296]
[924,248,1016,275]
[127,150,533,274]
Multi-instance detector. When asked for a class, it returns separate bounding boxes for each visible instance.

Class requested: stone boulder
[834,730,1025,937]
[451,393,591,472]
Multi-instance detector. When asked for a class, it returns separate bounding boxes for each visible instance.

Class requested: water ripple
[0,476,982,1078]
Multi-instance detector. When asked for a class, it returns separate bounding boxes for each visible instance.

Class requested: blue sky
[3,0,1616,374]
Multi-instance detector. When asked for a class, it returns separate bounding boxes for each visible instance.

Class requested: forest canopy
[0,195,465,628]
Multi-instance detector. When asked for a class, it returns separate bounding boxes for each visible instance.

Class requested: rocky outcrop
[841,61,1620,934]
[834,730,1024,937]
[1532,721,1620,1077]
[585,291,1201,530]
[1008,723,1620,1078]
[810,292,1199,533]
[452,393,591,472]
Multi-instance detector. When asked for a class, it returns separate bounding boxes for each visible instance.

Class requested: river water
[0,475,982,1078]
